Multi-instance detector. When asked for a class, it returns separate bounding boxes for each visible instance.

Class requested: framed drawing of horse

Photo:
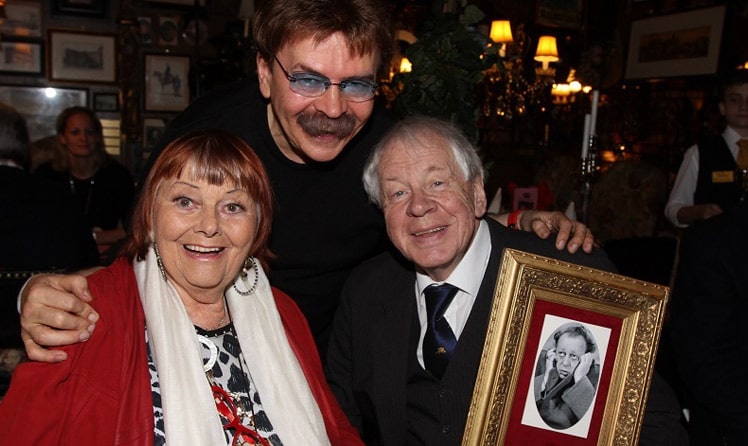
[144,54,190,112]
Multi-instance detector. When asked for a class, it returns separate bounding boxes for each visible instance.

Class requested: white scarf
[134,246,330,445]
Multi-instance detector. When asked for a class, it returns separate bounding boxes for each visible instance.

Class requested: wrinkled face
[59,113,97,158]
[378,137,487,282]
[152,167,257,303]
[257,32,378,163]
[720,83,748,134]
[555,333,587,379]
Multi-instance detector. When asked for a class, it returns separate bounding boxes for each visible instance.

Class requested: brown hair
[54,106,108,170]
[120,130,274,269]
[253,0,393,77]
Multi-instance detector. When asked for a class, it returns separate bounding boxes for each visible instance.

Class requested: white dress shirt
[664,126,742,227]
[415,220,492,367]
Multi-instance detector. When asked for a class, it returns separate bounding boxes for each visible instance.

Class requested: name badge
[712,170,735,183]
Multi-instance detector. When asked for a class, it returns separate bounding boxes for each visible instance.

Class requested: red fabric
[0,258,362,445]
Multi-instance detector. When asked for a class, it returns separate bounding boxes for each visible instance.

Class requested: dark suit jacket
[671,201,748,445]
[327,218,619,445]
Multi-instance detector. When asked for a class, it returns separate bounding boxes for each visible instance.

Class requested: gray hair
[0,102,30,167]
[362,115,485,206]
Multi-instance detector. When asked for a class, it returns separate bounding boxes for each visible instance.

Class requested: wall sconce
[534,35,559,78]
[489,20,513,58]
[399,57,412,73]
[238,0,254,38]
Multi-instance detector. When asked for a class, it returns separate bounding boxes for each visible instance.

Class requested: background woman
[34,106,135,263]
[0,130,361,445]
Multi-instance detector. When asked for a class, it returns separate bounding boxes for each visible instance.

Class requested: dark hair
[0,102,30,167]
[253,0,393,78]
[120,130,275,269]
[720,69,748,99]
[553,324,596,354]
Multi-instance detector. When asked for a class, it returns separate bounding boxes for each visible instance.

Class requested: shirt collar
[416,219,491,296]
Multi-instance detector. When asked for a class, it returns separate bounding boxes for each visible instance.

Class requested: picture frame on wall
[0,1,42,37]
[157,16,179,46]
[93,92,119,112]
[144,54,190,112]
[535,0,584,30]
[0,86,87,141]
[625,5,725,79]
[0,40,43,75]
[48,30,117,84]
[53,0,106,18]
[462,249,668,446]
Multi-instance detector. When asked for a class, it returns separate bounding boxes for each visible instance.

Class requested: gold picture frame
[463,249,668,446]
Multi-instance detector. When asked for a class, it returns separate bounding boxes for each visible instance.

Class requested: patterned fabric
[148,325,283,445]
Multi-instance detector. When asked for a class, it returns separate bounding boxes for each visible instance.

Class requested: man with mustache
[19,0,593,363]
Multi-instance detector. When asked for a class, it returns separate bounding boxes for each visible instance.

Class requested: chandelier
[481,20,559,119]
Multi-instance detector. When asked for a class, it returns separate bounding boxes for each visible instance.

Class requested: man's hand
[20,273,100,363]
[519,210,594,254]
[573,352,594,383]
[676,203,723,225]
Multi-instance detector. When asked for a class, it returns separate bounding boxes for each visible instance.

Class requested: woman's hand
[519,210,594,254]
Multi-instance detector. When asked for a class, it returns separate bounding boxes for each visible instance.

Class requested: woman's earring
[233,257,259,296]
[153,242,167,282]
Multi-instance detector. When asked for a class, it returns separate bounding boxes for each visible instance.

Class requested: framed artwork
[535,0,584,30]
[53,0,105,17]
[144,54,190,112]
[625,5,725,79]
[0,86,87,141]
[157,16,179,46]
[93,92,119,112]
[138,17,153,45]
[0,40,43,75]
[48,30,117,84]
[0,1,42,37]
[143,117,166,149]
[463,249,668,446]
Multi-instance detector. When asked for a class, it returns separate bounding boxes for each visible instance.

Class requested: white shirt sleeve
[664,144,699,227]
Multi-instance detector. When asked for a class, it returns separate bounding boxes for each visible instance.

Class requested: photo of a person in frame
[534,322,599,430]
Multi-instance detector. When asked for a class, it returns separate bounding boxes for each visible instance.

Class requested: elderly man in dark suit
[327,116,688,445]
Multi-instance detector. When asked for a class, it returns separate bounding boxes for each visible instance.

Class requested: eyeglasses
[212,384,271,446]
[273,56,377,102]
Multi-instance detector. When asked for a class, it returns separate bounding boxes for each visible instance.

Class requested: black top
[34,160,135,231]
[146,79,393,352]
[695,134,743,211]
[0,165,99,346]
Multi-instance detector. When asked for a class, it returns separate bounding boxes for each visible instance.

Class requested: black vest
[695,135,743,211]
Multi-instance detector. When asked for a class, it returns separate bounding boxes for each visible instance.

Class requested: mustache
[297,112,356,138]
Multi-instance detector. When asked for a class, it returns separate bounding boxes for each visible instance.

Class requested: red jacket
[0,258,362,445]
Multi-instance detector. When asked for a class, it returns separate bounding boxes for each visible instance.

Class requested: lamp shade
[534,35,559,63]
[399,57,412,73]
[489,20,513,44]
[239,0,254,19]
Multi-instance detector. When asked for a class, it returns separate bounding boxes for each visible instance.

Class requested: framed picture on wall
[625,5,725,79]
[144,54,190,112]
[0,40,43,75]
[0,1,42,37]
[0,86,87,141]
[48,30,117,84]
[157,16,179,46]
[462,249,668,446]
[53,0,106,17]
[535,0,584,30]
[93,92,119,112]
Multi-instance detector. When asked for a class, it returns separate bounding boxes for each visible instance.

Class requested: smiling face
[554,333,587,379]
[152,166,257,304]
[378,136,487,281]
[256,32,378,164]
[59,112,98,158]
